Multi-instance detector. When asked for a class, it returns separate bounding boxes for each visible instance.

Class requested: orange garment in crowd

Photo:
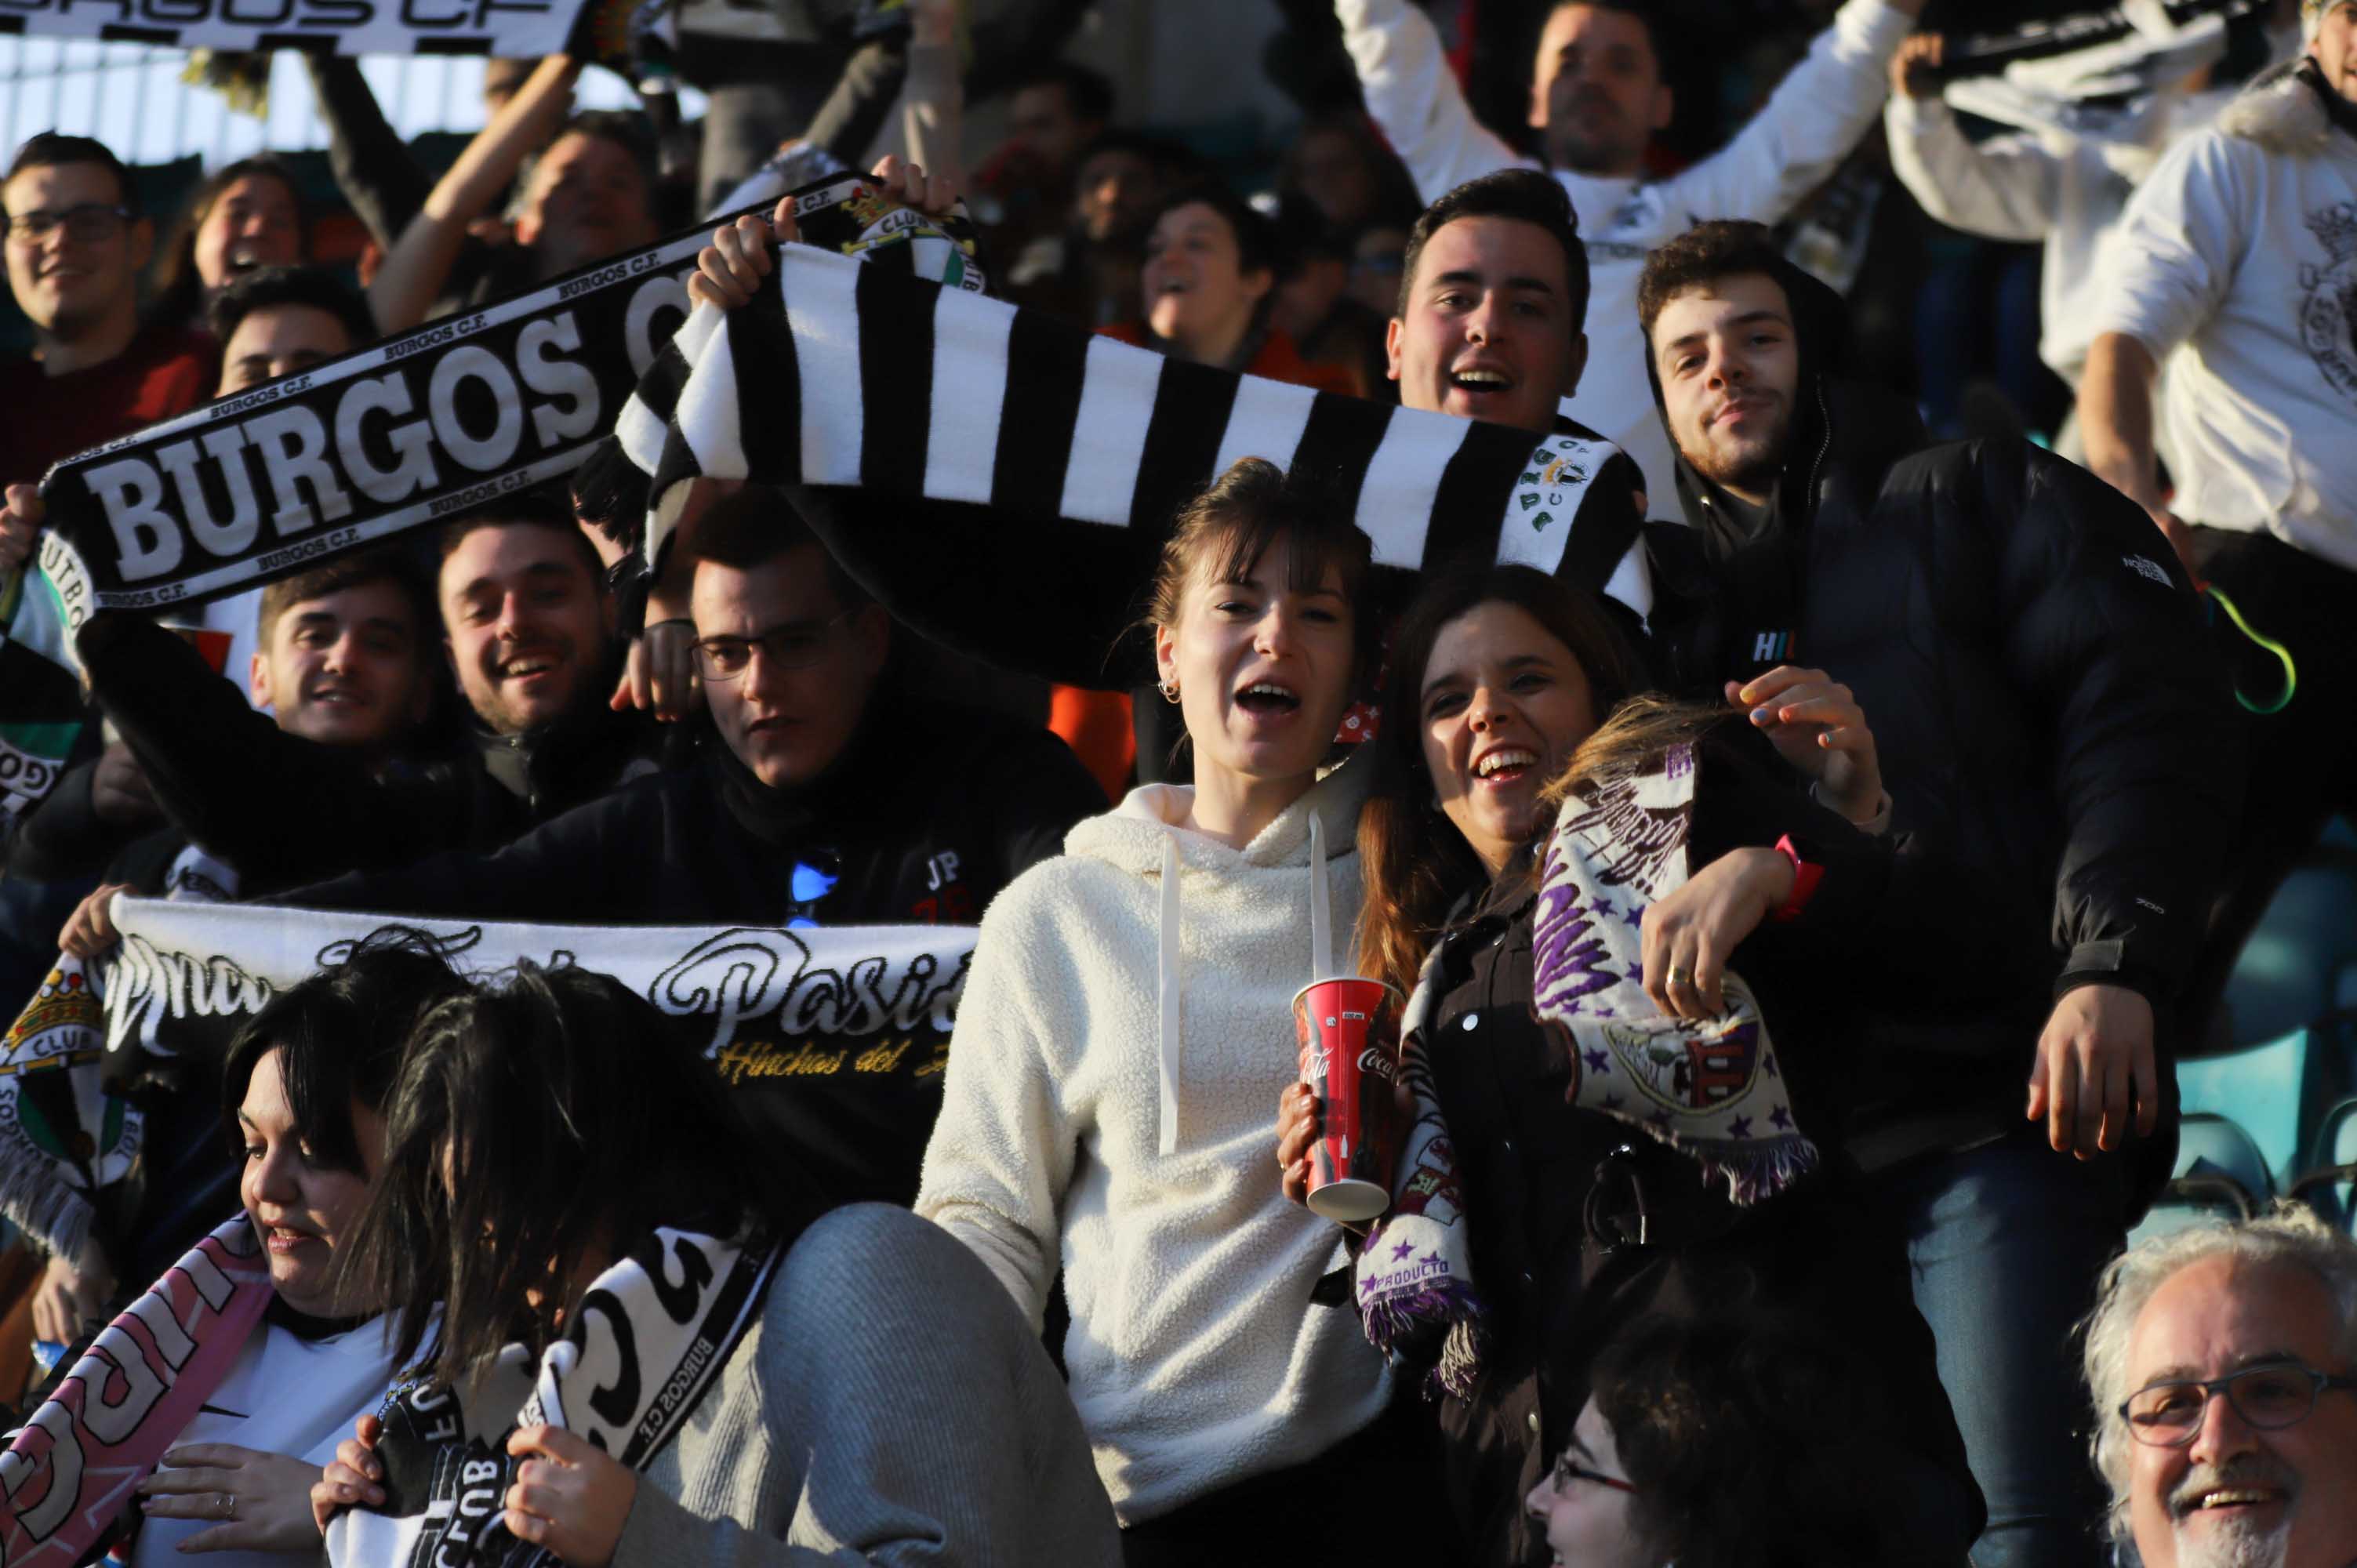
[1048,322,1364,795]
[1051,685,1134,806]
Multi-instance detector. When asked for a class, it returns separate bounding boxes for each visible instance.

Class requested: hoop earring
[1159,681,1182,705]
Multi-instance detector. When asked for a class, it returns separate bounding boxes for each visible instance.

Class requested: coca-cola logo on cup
[1357,1047,1396,1080]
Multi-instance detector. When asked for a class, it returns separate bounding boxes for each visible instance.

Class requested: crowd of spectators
[0,0,2353,1563]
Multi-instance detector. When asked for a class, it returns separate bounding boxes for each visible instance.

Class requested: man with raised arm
[2077,0,2357,1039]
[1334,0,1924,495]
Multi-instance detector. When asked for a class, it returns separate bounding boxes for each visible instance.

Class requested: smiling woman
[86,935,471,1568]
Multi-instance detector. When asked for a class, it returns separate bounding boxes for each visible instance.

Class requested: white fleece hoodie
[914,757,1390,1525]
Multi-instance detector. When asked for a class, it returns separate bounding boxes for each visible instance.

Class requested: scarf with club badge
[1355,743,1817,1393]
[327,1226,780,1568]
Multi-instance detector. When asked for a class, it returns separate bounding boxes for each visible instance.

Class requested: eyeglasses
[691,609,858,681]
[5,204,133,243]
[1549,1454,1638,1496]
[2121,1361,2357,1446]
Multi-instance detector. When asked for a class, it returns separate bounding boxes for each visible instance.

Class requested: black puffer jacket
[1643,281,2241,1172]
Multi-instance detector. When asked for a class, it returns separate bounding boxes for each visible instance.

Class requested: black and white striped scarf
[603,244,1651,686]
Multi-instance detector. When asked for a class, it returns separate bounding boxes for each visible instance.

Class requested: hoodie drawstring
[1157,833,1183,1156]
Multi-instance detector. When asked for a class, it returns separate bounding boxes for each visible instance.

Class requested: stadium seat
[2128,1112,2272,1248]
[2288,1098,2357,1232]
[2174,1029,2323,1192]
[2218,819,2357,1048]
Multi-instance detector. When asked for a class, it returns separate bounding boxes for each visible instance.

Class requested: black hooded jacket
[74,613,658,896]
[1640,266,2242,1172]
[273,666,1105,1205]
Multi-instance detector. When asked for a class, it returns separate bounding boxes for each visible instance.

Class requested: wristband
[1770,835,1824,924]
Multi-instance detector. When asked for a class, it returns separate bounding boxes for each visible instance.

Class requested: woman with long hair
[17,935,470,1566]
[151,158,307,337]
[1277,564,1984,1563]
[311,962,1117,1566]
[915,457,1459,1561]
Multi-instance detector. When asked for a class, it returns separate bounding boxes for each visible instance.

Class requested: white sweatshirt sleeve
[1884,96,2061,243]
[913,885,1079,1333]
[1662,0,1915,224]
[1335,0,1538,204]
[2085,129,2250,359]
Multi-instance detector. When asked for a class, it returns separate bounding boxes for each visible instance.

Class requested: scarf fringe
[1697,1135,1823,1208]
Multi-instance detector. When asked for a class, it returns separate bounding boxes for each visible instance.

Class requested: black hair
[435,486,605,585]
[1397,168,1591,338]
[207,263,375,352]
[550,108,659,191]
[1587,1313,1908,1568]
[1075,129,1196,178]
[1539,0,1666,77]
[1636,217,1792,343]
[1146,177,1280,281]
[335,961,824,1385]
[689,484,871,610]
[3,132,136,212]
[1008,59,1116,128]
[256,545,437,661]
[220,929,475,1176]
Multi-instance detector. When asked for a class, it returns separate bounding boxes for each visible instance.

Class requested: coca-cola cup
[1292,975,1404,1223]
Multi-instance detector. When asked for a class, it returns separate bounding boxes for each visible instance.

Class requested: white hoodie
[915,758,1389,1524]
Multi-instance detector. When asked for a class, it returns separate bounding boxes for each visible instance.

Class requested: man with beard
[369,56,661,335]
[2077,0,2357,1043]
[272,487,1103,1205]
[1332,0,1923,501]
[1634,219,2239,1568]
[68,488,651,897]
[2083,1207,2357,1568]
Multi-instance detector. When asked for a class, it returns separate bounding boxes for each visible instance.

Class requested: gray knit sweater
[608,1203,1121,1566]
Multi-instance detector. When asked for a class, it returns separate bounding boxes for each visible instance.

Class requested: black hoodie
[277,665,1106,1204]
[74,612,657,896]
[1640,260,2243,1178]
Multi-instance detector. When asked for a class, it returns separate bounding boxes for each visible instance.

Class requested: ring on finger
[1665,964,1691,986]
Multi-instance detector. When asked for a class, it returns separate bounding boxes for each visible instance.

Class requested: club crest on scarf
[1531,743,1814,1203]
[0,956,142,1265]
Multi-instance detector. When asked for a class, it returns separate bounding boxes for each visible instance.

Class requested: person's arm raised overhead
[1333,0,1536,205]
[1883,32,2064,243]
[305,54,432,250]
[2077,132,2243,571]
[369,54,580,335]
[1665,0,1926,226]
[897,0,965,185]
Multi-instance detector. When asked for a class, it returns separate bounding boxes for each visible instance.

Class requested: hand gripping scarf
[326,1227,781,1568]
[1355,744,1818,1394]
[0,1215,274,1567]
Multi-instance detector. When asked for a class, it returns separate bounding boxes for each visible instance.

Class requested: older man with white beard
[2082,1207,2357,1566]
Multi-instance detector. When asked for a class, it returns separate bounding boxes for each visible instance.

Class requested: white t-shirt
[131,1313,402,1568]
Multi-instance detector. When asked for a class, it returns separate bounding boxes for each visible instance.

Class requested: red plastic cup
[1292,975,1404,1223]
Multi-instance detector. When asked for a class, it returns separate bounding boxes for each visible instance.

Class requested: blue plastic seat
[2218,818,2357,1048]
[2129,1112,2272,1249]
[2175,1030,2321,1193]
[2289,1098,2357,1232]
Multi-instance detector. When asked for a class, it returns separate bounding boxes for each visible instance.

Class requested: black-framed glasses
[1548,1453,1638,1496]
[691,609,859,681]
[5,204,133,243]
[2121,1361,2357,1446]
